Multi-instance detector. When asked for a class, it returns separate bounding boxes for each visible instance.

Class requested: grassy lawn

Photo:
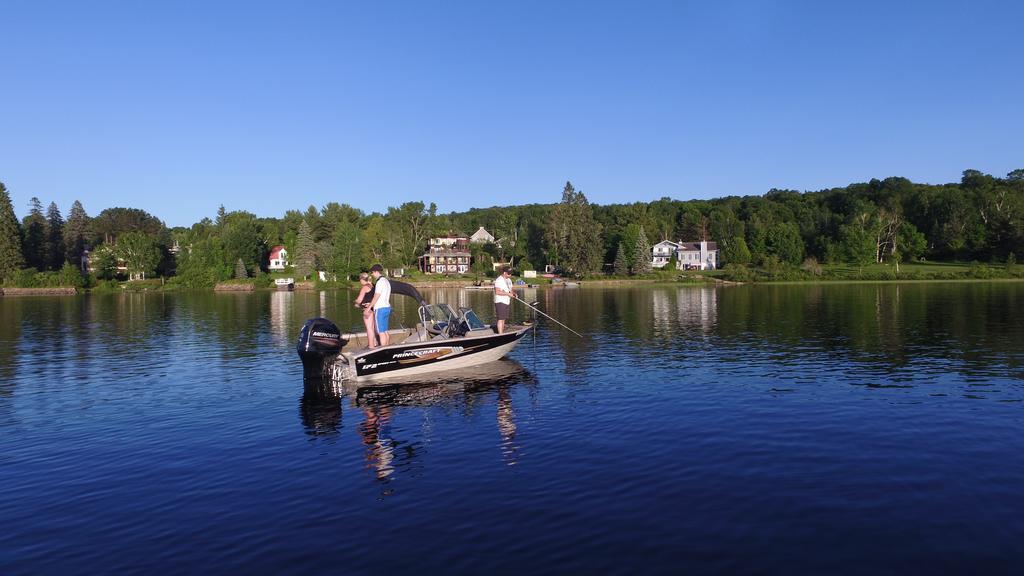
[826,261,976,276]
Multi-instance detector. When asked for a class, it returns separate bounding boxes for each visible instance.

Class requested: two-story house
[652,240,719,270]
[652,240,679,268]
[268,245,289,270]
[418,236,472,274]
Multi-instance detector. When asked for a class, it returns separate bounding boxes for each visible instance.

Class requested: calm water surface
[2,283,1023,574]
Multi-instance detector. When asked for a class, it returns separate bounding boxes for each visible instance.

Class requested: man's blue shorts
[375,307,391,332]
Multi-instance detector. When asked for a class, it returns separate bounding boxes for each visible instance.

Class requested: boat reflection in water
[299,359,537,479]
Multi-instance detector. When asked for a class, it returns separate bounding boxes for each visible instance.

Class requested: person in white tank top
[493,267,514,334]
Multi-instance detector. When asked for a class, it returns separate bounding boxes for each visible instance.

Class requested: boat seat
[405,323,430,343]
[426,321,448,336]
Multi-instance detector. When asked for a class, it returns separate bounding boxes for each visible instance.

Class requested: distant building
[652,240,679,268]
[652,240,719,270]
[470,226,495,244]
[418,236,471,274]
[268,246,288,270]
[80,245,130,277]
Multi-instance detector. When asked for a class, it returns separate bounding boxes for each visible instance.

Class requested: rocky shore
[213,282,255,292]
[1,287,78,296]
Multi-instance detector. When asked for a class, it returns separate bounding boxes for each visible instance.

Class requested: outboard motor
[297,317,346,380]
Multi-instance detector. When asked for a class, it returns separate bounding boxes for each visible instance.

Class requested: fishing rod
[511,294,584,338]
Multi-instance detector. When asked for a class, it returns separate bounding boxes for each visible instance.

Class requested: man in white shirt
[368,264,392,346]
[493,267,514,334]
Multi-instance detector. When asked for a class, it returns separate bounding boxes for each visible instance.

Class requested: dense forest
[1,168,1022,287]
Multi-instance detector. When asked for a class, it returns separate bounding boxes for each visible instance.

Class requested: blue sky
[2,0,1021,227]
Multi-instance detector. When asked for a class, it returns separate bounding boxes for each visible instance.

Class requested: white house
[268,245,288,270]
[470,226,495,244]
[652,240,719,270]
[652,240,679,268]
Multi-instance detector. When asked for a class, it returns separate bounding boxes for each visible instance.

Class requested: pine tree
[0,182,26,280]
[613,242,629,275]
[64,200,91,266]
[546,182,602,275]
[294,220,316,280]
[22,197,46,270]
[234,258,248,279]
[45,202,65,270]
[215,205,227,229]
[632,225,652,275]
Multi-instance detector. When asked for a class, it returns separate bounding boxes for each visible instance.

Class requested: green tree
[22,197,46,270]
[57,261,85,288]
[89,245,120,280]
[173,235,225,287]
[64,200,91,267]
[709,206,745,245]
[304,204,328,242]
[677,205,708,241]
[45,202,65,270]
[839,224,875,270]
[613,242,628,275]
[92,207,165,245]
[215,204,227,227]
[383,201,435,266]
[221,211,265,272]
[294,220,316,280]
[360,215,387,266]
[765,222,804,265]
[472,250,493,275]
[721,236,751,265]
[117,232,161,280]
[896,222,927,262]
[632,225,652,275]
[619,223,641,269]
[546,182,603,275]
[494,209,523,264]
[0,182,26,280]
[234,258,248,279]
[329,218,363,279]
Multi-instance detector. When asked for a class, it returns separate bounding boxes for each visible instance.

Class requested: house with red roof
[268,245,289,271]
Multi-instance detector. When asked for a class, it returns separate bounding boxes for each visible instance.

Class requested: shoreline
[0,287,78,296]
[4,276,1022,296]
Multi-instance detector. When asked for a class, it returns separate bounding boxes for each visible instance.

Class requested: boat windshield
[420,303,456,327]
[459,308,487,330]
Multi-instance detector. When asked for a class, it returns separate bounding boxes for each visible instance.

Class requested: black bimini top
[387,279,428,307]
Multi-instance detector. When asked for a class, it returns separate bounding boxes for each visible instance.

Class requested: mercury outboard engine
[297,317,346,380]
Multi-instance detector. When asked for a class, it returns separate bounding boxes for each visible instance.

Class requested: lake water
[2,283,1023,574]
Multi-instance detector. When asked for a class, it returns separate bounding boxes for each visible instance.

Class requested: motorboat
[297,280,533,384]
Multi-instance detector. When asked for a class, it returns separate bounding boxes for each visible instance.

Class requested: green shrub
[57,263,86,288]
[124,279,163,291]
[252,271,274,288]
[92,279,122,292]
[167,267,218,289]
[6,268,38,287]
[801,257,823,277]
[968,261,997,279]
[722,264,755,283]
